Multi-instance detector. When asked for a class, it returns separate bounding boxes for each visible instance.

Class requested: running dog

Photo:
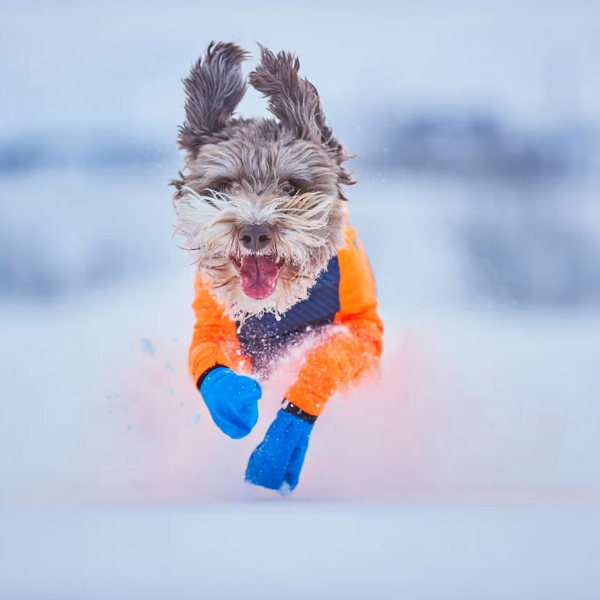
[172,42,383,492]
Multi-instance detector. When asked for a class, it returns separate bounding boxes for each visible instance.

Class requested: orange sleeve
[285,225,383,416]
[188,273,251,385]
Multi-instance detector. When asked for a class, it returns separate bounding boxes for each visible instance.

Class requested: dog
[172,42,383,492]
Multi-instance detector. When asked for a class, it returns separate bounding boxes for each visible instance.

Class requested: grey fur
[178,42,249,154]
[249,45,354,189]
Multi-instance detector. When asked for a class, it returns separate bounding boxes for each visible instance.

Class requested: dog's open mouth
[232,255,284,299]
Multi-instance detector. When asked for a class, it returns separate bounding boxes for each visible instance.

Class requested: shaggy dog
[171,42,383,492]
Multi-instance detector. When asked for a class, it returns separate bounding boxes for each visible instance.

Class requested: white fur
[175,187,346,322]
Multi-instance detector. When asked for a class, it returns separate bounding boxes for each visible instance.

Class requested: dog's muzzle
[233,224,284,300]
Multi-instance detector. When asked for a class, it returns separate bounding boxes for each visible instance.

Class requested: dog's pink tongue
[239,256,280,299]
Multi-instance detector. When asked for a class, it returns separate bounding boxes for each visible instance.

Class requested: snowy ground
[1,503,599,600]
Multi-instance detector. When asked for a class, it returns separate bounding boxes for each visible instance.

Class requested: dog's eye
[209,179,232,194]
[281,181,299,196]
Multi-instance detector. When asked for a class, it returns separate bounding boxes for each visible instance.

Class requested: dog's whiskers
[211,276,237,290]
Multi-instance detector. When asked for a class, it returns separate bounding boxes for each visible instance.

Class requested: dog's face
[172,43,353,322]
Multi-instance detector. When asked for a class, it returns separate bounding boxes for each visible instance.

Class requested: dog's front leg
[199,366,262,439]
[245,403,314,493]
[245,318,382,492]
[189,273,261,438]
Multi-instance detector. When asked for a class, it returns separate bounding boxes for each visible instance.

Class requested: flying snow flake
[167,388,174,395]
[165,362,175,372]
[190,413,201,424]
[140,338,156,357]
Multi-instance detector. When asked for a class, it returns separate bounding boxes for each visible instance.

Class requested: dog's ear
[249,46,354,188]
[249,46,333,144]
[178,42,249,153]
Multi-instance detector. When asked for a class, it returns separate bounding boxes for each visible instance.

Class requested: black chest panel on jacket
[236,256,341,374]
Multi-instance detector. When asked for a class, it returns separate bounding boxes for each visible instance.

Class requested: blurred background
[1,1,599,598]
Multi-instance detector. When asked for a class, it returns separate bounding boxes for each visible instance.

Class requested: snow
[1,504,599,599]
[140,339,157,358]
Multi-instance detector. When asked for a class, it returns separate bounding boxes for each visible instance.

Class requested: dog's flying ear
[249,46,354,188]
[248,47,337,148]
[178,42,249,153]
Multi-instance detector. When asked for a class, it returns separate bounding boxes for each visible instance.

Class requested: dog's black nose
[239,224,273,252]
